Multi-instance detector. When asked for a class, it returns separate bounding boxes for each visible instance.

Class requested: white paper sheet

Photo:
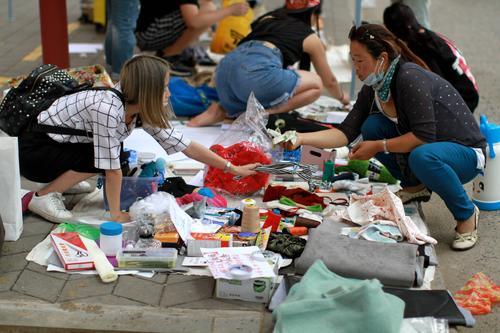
[46,264,154,278]
[201,246,276,280]
[69,43,104,54]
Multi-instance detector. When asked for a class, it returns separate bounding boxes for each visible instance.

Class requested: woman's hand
[348,140,383,160]
[229,2,249,16]
[340,90,351,107]
[281,132,304,151]
[110,211,131,223]
[231,163,259,177]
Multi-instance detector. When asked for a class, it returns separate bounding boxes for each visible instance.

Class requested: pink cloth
[336,188,437,245]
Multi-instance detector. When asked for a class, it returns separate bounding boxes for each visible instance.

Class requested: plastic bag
[454,272,500,315]
[169,77,219,117]
[204,93,272,195]
[210,0,253,54]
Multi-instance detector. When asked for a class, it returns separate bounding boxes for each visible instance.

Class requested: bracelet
[382,138,390,155]
[223,160,232,173]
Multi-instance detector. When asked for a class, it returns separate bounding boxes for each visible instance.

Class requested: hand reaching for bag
[231,163,260,177]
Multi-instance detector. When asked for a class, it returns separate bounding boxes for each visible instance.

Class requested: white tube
[81,237,118,283]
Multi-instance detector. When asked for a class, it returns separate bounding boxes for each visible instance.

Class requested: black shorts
[136,9,187,52]
[18,131,102,183]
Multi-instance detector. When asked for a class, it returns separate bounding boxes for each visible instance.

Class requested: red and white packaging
[50,232,94,271]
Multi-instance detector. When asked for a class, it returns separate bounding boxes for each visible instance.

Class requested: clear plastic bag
[204,93,272,195]
[400,317,449,333]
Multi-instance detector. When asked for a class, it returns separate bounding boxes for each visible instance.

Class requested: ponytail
[394,38,429,70]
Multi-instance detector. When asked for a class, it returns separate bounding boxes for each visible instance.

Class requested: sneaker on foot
[28,192,73,223]
[156,52,196,77]
[452,205,479,251]
[64,181,94,194]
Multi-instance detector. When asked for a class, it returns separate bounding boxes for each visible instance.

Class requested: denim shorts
[215,40,300,118]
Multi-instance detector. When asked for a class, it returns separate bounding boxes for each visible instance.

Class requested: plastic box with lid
[116,248,177,269]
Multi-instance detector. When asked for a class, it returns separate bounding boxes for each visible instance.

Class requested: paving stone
[12,270,66,302]
[166,274,207,285]
[136,272,167,284]
[212,315,262,333]
[59,277,116,301]
[174,298,264,311]
[21,219,54,236]
[0,253,28,273]
[69,294,146,307]
[0,290,46,302]
[0,271,21,292]
[2,234,46,255]
[26,262,69,281]
[114,276,164,305]
[161,278,215,307]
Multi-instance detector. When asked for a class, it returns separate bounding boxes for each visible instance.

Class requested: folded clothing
[263,185,326,208]
[273,260,404,333]
[295,218,423,287]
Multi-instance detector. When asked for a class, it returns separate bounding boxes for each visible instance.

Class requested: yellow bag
[210,0,253,54]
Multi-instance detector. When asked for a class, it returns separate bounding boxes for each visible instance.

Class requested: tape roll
[229,264,253,279]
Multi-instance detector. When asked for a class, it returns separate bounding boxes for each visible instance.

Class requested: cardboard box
[187,233,232,257]
[215,277,275,303]
[50,232,94,271]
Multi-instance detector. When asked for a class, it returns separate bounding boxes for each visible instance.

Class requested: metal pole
[349,0,363,99]
[38,0,70,68]
[8,0,14,21]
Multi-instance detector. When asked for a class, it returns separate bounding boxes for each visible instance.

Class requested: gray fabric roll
[295,218,420,287]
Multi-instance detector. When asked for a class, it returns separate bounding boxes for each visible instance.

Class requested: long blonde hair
[120,55,173,128]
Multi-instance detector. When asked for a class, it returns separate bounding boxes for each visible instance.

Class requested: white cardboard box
[215,277,275,303]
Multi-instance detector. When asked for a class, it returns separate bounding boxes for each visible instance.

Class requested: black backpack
[0,64,124,137]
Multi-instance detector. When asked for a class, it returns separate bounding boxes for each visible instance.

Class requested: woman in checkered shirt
[19,55,258,223]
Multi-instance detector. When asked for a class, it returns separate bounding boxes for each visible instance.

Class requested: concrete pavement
[0,0,499,332]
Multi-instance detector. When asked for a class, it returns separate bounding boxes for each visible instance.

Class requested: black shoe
[192,45,217,66]
[156,52,196,77]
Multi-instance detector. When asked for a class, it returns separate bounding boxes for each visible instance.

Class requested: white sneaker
[64,181,94,194]
[28,192,73,223]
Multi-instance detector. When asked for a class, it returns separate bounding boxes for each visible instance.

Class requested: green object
[58,223,100,241]
[322,160,334,182]
[273,260,404,333]
[279,197,323,212]
[336,158,398,184]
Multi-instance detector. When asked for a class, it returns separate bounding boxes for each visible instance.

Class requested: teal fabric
[273,260,405,333]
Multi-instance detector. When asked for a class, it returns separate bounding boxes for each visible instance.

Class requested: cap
[285,0,320,11]
[100,222,123,236]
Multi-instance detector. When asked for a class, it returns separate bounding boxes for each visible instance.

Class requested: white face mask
[363,58,385,86]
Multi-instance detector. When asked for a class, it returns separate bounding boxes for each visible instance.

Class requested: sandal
[396,187,432,204]
[452,205,479,251]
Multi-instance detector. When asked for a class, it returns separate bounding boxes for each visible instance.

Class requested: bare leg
[267,70,322,115]
[187,102,227,127]
[37,170,97,196]
[162,0,216,56]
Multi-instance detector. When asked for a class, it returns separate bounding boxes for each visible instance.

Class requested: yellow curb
[22,21,82,62]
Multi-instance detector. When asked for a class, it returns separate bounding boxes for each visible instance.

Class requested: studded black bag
[0,64,93,136]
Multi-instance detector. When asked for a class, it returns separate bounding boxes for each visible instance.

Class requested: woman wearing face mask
[283,24,486,251]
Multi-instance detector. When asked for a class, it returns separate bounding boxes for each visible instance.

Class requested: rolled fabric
[81,237,118,283]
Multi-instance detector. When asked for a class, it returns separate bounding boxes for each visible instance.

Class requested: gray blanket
[295,218,423,287]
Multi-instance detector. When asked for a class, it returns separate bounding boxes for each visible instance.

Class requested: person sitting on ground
[187,0,350,127]
[384,2,479,112]
[19,55,258,224]
[283,24,486,251]
[135,0,249,77]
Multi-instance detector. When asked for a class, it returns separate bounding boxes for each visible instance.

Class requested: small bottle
[99,222,123,256]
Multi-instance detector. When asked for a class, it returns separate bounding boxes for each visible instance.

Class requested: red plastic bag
[454,272,500,315]
[204,141,272,195]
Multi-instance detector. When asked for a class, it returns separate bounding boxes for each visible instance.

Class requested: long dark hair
[348,23,429,70]
[383,2,421,42]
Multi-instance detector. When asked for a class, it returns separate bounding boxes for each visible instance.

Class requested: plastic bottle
[336,159,398,184]
[99,222,123,256]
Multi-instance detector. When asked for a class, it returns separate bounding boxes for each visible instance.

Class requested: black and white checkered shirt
[37,87,191,170]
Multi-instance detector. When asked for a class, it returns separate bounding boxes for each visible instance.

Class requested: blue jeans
[104,0,139,76]
[361,114,479,221]
[215,40,300,118]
